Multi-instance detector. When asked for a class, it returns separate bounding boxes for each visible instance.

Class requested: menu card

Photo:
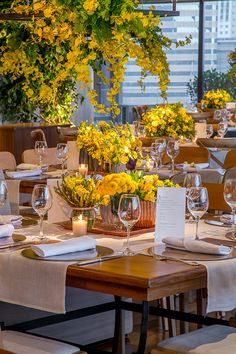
[155,187,186,242]
[47,179,71,223]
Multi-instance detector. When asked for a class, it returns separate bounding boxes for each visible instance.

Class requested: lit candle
[72,214,87,236]
[78,163,88,176]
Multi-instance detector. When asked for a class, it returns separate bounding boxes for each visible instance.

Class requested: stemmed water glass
[35,141,47,167]
[118,194,141,256]
[32,184,52,241]
[224,178,236,240]
[155,138,166,168]
[56,143,68,174]
[217,121,228,138]
[0,180,8,222]
[183,173,202,222]
[150,143,162,172]
[206,124,213,138]
[166,139,180,174]
[187,187,209,240]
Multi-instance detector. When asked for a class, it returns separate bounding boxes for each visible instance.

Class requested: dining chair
[203,182,231,212]
[0,152,17,171]
[171,170,224,185]
[162,147,209,165]
[151,324,236,354]
[223,149,236,170]
[22,147,58,166]
[0,328,87,354]
[31,129,47,144]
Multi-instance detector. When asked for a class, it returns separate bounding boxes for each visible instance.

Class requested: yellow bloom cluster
[97,173,137,205]
[76,121,142,165]
[202,89,233,109]
[141,103,195,138]
[97,171,178,205]
[0,0,190,119]
[55,175,99,208]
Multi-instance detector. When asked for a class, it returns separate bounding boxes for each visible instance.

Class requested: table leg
[113,296,125,354]
[135,301,149,354]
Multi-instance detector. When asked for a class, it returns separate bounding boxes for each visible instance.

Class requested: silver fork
[153,254,199,266]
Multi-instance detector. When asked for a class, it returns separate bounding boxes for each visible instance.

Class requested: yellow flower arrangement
[55,174,99,208]
[96,173,137,206]
[0,0,191,119]
[201,89,233,109]
[76,121,142,165]
[141,102,195,138]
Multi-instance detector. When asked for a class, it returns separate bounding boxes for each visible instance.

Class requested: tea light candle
[72,214,87,236]
[78,163,88,176]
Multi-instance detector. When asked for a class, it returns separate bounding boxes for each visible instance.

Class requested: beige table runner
[0,250,73,314]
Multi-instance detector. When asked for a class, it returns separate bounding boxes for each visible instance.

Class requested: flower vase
[71,207,96,230]
[100,195,121,228]
[136,201,156,228]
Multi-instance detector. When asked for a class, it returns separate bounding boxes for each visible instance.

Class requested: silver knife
[0,241,34,251]
[77,254,123,266]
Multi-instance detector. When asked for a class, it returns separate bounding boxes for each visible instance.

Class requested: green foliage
[187,68,236,102]
[229,49,236,86]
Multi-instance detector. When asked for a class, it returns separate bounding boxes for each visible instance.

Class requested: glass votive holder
[72,214,88,236]
[144,159,154,172]
[78,163,88,176]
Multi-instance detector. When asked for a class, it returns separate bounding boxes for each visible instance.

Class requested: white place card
[155,187,186,242]
[47,179,72,223]
[226,102,236,110]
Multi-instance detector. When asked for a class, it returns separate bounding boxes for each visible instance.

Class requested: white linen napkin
[16,163,39,170]
[162,237,232,255]
[31,236,97,258]
[6,168,42,179]
[182,162,209,170]
[0,215,22,227]
[0,224,14,238]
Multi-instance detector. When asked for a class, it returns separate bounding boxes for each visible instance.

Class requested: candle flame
[79,214,83,221]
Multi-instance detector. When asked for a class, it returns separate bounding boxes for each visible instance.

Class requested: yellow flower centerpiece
[55,174,99,227]
[77,121,142,168]
[201,89,233,109]
[97,171,177,228]
[141,103,195,139]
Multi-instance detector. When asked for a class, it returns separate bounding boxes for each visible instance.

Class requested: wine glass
[32,184,52,241]
[187,187,209,240]
[155,138,166,168]
[224,179,236,240]
[206,124,213,138]
[0,180,8,223]
[118,194,141,256]
[56,143,68,174]
[217,121,228,138]
[183,173,202,222]
[35,141,47,167]
[213,110,222,121]
[150,142,162,172]
[166,139,180,174]
[137,124,146,138]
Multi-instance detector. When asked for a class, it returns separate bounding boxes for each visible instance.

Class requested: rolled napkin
[17,163,39,170]
[0,224,15,238]
[182,162,209,170]
[31,236,97,258]
[6,168,42,179]
[0,215,22,227]
[162,237,232,256]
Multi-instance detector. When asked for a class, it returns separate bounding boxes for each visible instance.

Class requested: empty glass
[206,124,213,138]
[118,194,141,256]
[32,184,52,241]
[166,139,180,174]
[183,173,202,222]
[217,121,228,138]
[137,124,146,138]
[224,178,236,240]
[56,143,68,173]
[187,187,209,240]
[150,142,163,172]
[35,141,47,166]
[213,110,222,121]
[154,138,166,167]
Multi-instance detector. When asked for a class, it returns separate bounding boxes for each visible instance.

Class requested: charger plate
[148,242,236,262]
[0,233,26,248]
[21,245,113,262]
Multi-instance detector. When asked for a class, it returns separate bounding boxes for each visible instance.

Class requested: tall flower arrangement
[76,121,142,165]
[0,0,191,120]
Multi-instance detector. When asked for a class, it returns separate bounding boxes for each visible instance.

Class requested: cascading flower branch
[0,0,191,119]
